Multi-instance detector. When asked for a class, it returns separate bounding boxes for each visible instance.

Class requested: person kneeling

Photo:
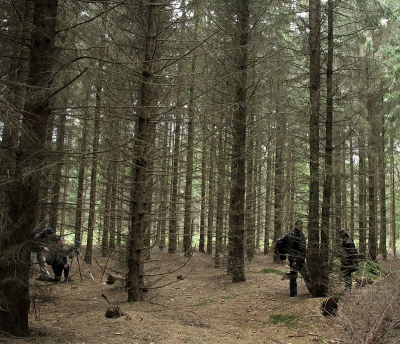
[46,235,74,282]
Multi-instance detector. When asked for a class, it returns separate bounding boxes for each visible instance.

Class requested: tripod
[67,245,95,282]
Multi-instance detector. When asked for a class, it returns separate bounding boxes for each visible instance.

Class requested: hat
[44,227,53,235]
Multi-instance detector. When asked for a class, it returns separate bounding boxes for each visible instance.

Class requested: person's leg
[52,264,63,282]
[289,268,298,297]
[300,264,312,294]
[37,251,51,277]
[343,269,352,292]
[64,263,72,281]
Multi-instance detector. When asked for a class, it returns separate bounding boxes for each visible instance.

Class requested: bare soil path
[1,251,355,344]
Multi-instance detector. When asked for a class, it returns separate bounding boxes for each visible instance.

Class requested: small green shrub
[357,260,386,279]
[269,314,299,328]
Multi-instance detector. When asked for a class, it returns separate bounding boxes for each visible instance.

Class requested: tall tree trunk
[319,0,334,296]
[59,125,73,237]
[273,109,285,263]
[109,162,118,250]
[127,0,159,302]
[215,121,226,267]
[228,0,249,283]
[367,62,377,262]
[246,116,255,261]
[74,92,90,243]
[207,129,215,254]
[168,113,181,253]
[199,124,208,253]
[183,3,198,257]
[0,0,58,335]
[102,159,112,256]
[389,130,396,256]
[307,0,321,297]
[349,134,355,237]
[287,136,296,232]
[183,85,195,256]
[85,11,107,264]
[49,109,67,232]
[378,106,386,260]
[144,157,154,260]
[358,132,367,257]
[255,134,262,250]
[264,130,273,255]
[158,121,169,250]
[0,0,32,226]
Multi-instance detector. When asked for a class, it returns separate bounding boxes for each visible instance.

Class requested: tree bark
[215,121,226,267]
[85,10,107,264]
[228,0,249,283]
[273,101,285,263]
[389,130,396,256]
[0,0,59,335]
[50,110,67,232]
[207,129,215,255]
[307,0,321,297]
[319,0,334,296]
[74,90,90,243]
[367,62,377,262]
[199,124,208,253]
[358,132,367,257]
[168,113,181,253]
[378,103,386,260]
[264,130,273,254]
[127,0,159,302]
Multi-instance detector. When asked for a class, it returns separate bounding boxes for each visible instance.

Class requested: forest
[1,0,400,342]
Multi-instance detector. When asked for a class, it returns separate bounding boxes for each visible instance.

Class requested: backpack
[275,236,289,260]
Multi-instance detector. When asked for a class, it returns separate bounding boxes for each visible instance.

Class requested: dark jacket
[286,229,307,267]
[46,240,74,267]
[340,237,359,271]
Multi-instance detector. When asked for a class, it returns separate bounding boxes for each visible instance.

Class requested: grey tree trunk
[74,89,90,243]
[50,110,67,232]
[319,0,334,296]
[127,0,159,302]
[85,11,107,264]
[228,0,249,283]
[199,123,208,253]
[307,0,321,297]
[367,62,377,262]
[168,113,181,253]
[207,129,215,255]
[358,132,367,257]
[264,130,273,255]
[378,105,387,260]
[389,131,396,256]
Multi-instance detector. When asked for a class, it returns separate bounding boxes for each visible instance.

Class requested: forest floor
[1,248,398,344]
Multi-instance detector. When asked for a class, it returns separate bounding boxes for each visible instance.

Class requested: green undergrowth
[357,260,386,279]
[268,314,299,329]
[259,268,284,275]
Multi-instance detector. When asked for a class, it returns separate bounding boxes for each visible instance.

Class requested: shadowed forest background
[1,0,400,342]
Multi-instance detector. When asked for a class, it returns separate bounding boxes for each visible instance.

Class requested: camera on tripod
[67,239,95,282]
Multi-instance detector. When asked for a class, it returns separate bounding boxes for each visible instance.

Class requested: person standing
[338,229,359,292]
[285,220,312,297]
